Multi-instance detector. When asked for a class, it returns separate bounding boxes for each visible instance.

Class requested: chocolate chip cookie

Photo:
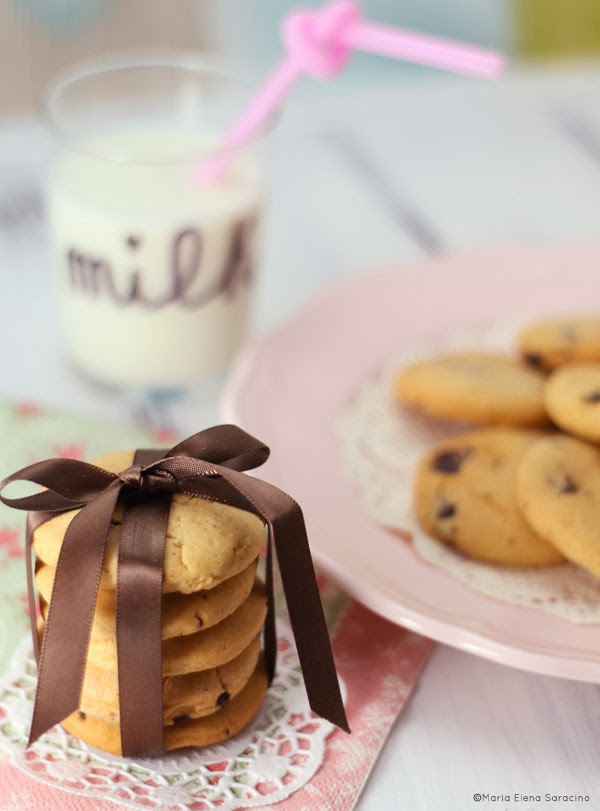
[33,449,266,594]
[517,316,600,371]
[516,434,600,578]
[395,352,548,427]
[62,657,269,755]
[544,363,600,442]
[36,559,257,642]
[415,428,564,566]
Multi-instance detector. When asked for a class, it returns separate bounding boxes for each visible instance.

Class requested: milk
[49,130,263,389]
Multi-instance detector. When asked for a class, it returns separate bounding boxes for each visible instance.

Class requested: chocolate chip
[558,475,578,494]
[216,691,230,707]
[436,503,456,519]
[173,715,191,724]
[78,711,86,721]
[523,352,545,370]
[583,390,600,404]
[432,449,471,474]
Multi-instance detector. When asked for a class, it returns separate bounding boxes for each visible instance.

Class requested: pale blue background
[214,0,514,82]
[12,0,514,81]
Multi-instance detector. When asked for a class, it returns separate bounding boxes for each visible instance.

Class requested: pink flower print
[154,427,177,443]
[16,401,41,417]
[0,527,23,560]
[52,443,86,460]
[20,591,40,618]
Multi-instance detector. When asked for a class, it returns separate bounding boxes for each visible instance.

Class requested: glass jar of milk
[43,55,268,390]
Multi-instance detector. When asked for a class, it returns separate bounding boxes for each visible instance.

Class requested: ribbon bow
[0,425,348,756]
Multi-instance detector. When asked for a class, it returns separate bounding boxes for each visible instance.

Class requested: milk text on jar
[49,130,262,388]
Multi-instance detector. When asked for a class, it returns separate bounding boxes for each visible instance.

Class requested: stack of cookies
[32,450,269,756]
[394,315,600,582]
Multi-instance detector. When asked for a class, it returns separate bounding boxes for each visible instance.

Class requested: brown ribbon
[0,425,349,756]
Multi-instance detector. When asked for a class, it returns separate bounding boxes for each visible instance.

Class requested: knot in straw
[282,1,360,80]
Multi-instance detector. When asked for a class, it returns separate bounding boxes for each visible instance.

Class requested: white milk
[49,130,262,389]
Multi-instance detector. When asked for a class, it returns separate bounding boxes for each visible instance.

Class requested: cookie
[78,636,261,725]
[39,581,267,673]
[543,363,600,443]
[160,581,266,677]
[414,428,564,566]
[162,636,260,724]
[36,559,257,642]
[62,657,269,755]
[32,449,266,593]
[516,435,600,578]
[517,316,600,371]
[395,352,548,427]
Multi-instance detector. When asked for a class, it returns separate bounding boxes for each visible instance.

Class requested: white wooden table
[2,63,600,810]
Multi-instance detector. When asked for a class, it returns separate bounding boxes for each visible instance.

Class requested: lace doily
[336,322,600,624]
[0,622,341,811]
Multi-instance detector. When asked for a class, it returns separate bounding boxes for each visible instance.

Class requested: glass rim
[39,49,280,165]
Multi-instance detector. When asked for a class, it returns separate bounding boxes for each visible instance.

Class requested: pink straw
[199,0,505,182]
[347,23,503,79]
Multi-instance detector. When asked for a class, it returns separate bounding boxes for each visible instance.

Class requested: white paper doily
[0,621,341,810]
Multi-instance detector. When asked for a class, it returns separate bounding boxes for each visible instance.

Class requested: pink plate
[222,245,600,681]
